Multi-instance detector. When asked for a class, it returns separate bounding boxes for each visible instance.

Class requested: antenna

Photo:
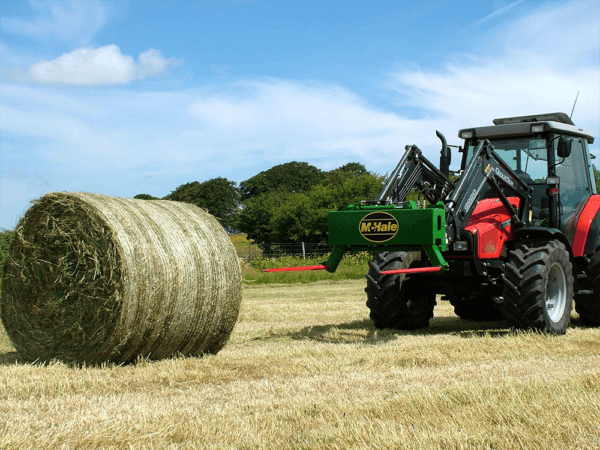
[570,91,579,120]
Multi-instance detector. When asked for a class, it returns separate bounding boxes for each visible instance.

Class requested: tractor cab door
[555,135,595,232]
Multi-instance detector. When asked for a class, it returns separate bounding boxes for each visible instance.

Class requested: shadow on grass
[284,313,599,344]
[276,315,512,344]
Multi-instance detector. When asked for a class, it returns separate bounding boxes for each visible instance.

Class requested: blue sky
[1,0,599,229]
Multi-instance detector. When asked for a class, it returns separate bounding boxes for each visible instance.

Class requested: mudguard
[513,227,572,256]
[563,195,600,257]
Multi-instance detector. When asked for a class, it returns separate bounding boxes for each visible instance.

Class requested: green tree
[165,177,240,230]
[239,161,325,200]
[330,162,370,177]
[236,166,382,247]
[236,191,293,244]
[134,194,158,200]
[271,172,382,244]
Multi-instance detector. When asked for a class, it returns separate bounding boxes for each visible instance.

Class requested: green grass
[242,264,369,284]
[242,252,372,284]
[230,233,373,284]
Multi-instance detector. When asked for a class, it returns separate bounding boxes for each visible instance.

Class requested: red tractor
[268,112,599,334]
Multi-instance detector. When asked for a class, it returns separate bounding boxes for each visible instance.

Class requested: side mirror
[557,136,572,158]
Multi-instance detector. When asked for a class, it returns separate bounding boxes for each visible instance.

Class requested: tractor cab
[458,112,596,231]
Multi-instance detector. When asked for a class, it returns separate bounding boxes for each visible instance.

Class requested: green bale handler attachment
[265,200,448,275]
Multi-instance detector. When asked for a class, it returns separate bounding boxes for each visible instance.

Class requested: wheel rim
[546,262,567,323]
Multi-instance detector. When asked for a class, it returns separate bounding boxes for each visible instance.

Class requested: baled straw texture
[1,192,242,365]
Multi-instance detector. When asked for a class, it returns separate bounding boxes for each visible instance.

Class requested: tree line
[136,162,600,249]
[1,162,600,268]
[135,161,383,247]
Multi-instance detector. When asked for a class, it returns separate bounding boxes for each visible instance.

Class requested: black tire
[448,294,504,321]
[575,245,600,326]
[503,240,574,334]
[365,251,436,330]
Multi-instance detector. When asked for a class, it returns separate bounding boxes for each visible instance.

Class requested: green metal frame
[321,201,449,273]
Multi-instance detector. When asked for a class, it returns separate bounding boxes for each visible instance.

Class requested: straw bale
[0,192,242,364]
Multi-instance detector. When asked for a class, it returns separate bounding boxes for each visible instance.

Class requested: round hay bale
[0,192,242,364]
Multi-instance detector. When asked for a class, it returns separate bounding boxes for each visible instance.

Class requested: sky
[1,0,599,230]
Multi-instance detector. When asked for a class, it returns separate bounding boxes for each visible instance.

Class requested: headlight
[531,124,545,133]
[453,241,468,251]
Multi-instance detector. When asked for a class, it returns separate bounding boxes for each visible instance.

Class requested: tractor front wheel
[365,251,436,330]
[503,240,574,334]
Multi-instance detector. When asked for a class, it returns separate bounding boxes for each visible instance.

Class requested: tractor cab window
[465,136,550,223]
[464,136,549,184]
[555,136,591,219]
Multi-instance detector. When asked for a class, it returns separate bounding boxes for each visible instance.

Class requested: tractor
[266,112,599,334]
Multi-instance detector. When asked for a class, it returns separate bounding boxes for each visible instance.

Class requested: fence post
[302,242,306,259]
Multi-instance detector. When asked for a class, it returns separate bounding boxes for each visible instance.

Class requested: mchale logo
[359,212,399,243]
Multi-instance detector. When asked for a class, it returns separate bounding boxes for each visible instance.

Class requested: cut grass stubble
[1,279,599,449]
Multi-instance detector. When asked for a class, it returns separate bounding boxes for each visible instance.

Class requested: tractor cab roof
[458,112,595,144]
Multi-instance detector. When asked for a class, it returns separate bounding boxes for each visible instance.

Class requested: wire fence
[235,242,334,260]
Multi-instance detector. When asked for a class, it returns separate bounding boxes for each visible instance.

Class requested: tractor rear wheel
[365,251,436,330]
[575,244,600,326]
[503,240,574,334]
[448,294,504,321]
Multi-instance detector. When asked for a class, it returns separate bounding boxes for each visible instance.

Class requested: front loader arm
[445,140,532,243]
[376,145,455,205]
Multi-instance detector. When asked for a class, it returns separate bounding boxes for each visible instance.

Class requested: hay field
[1,279,599,449]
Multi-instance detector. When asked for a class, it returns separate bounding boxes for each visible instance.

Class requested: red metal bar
[380,266,442,275]
[262,265,330,272]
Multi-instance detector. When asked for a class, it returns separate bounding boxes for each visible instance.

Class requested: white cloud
[29,45,135,85]
[137,49,173,78]
[496,0,600,63]
[28,45,180,86]
[389,0,600,145]
[2,80,415,173]
[1,0,109,45]
[186,80,432,167]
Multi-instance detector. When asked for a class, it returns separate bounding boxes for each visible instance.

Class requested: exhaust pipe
[437,130,451,177]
